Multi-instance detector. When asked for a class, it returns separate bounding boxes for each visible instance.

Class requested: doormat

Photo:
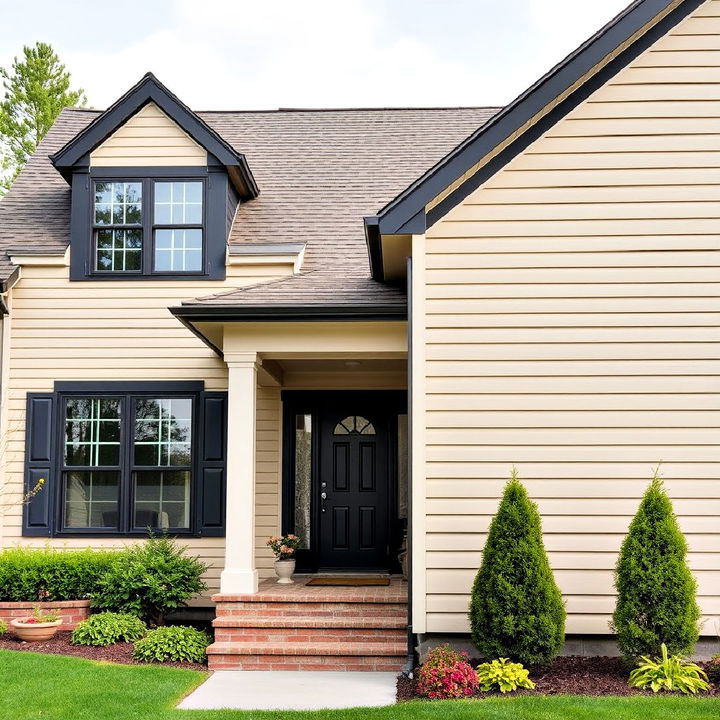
[306,577,390,587]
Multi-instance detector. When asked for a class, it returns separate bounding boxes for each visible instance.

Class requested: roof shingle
[0,104,499,301]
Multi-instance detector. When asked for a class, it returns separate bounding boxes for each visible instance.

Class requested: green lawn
[3,650,720,720]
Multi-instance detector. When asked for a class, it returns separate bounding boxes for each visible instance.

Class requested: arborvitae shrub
[612,472,699,662]
[469,469,565,665]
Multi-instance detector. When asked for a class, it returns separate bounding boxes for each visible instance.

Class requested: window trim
[54,387,201,537]
[89,176,207,278]
[70,165,233,282]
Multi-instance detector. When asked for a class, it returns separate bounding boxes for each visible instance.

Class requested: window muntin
[154,181,202,224]
[60,394,194,533]
[154,229,202,272]
[93,182,143,273]
[333,415,376,435]
[63,397,122,529]
[153,181,203,273]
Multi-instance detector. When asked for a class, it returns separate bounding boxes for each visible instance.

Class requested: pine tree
[469,468,565,665]
[0,42,85,194]
[612,470,700,662]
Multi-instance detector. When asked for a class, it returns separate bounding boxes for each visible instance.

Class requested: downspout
[401,254,415,677]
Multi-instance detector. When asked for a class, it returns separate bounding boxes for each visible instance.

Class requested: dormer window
[94,182,143,272]
[88,176,206,277]
[153,182,203,272]
[51,74,259,282]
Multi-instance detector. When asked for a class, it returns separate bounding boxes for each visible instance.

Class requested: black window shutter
[23,393,56,536]
[196,392,227,536]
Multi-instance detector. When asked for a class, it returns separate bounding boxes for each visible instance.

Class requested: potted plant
[266,534,301,584]
[11,606,62,642]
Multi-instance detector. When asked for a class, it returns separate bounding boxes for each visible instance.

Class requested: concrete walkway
[178,670,398,711]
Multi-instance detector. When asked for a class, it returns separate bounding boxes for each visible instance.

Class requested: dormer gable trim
[50,72,258,200]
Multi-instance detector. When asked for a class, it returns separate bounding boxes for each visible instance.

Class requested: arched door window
[333,415,376,435]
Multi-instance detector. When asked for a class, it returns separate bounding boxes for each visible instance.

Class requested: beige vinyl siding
[0,262,289,597]
[422,0,720,635]
[90,103,207,167]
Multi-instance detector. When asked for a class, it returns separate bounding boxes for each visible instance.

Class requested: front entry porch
[208,576,408,671]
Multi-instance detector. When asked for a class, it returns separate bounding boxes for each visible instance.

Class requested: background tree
[469,468,565,665]
[0,42,85,195]
[612,469,700,662]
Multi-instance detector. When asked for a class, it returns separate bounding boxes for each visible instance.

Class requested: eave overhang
[366,0,701,280]
[170,303,408,356]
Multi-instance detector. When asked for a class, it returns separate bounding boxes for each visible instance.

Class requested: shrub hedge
[0,547,117,602]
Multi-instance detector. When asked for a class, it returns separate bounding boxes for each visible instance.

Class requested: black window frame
[89,176,207,278]
[55,385,201,538]
[69,164,236,282]
[151,180,206,275]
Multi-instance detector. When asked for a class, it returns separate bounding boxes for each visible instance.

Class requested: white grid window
[154,229,202,272]
[153,181,203,272]
[154,182,202,224]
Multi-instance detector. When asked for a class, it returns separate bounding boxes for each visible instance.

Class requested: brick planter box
[0,600,91,630]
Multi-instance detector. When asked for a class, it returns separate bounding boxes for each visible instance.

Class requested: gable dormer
[50,73,258,281]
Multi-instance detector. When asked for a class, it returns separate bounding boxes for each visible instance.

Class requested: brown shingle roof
[0,105,499,300]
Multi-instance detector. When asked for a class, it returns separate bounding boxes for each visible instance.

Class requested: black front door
[317,411,389,571]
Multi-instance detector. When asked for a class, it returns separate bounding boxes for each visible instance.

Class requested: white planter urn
[274,558,296,584]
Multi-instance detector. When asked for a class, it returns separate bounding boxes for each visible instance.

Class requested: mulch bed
[0,631,208,672]
[397,656,720,701]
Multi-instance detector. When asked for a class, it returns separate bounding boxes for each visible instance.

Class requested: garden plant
[469,468,565,665]
[612,470,700,662]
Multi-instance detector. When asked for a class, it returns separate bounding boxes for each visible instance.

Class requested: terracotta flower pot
[274,558,296,584]
[11,618,62,642]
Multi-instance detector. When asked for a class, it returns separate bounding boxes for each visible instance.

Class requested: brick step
[207,641,407,672]
[215,602,407,617]
[212,589,407,604]
[215,628,405,643]
[213,614,406,629]
[208,654,406,672]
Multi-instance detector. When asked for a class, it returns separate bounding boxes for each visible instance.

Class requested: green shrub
[628,643,709,695]
[132,625,209,664]
[93,535,207,626]
[612,472,700,662]
[71,612,147,646]
[469,468,565,665]
[0,619,7,635]
[0,547,117,602]
[476,658,536,693]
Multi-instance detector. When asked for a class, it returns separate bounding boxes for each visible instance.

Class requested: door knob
[320,491,327,513]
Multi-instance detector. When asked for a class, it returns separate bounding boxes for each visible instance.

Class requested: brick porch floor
[208,576,408,671]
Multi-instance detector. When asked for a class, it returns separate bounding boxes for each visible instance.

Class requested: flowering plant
[417,645,479,699]
[19,606,60,624]
[266,534,301,560]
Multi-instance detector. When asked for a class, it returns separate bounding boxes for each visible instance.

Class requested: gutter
[169,303,408,323]
[402,254,415,677]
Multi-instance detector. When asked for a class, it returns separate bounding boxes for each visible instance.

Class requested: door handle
[320,491,327,513]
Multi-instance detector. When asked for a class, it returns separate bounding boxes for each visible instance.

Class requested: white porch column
[220,352,259,594]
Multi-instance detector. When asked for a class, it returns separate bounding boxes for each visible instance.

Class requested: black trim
[367,0,703,278]
[70,167,231,281]
[54,381,204,392]
[23,383,227,539]
[50,72,258,199]
[170,303,408,323]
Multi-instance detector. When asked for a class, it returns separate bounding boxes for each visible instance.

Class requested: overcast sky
[0,0,631,111]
